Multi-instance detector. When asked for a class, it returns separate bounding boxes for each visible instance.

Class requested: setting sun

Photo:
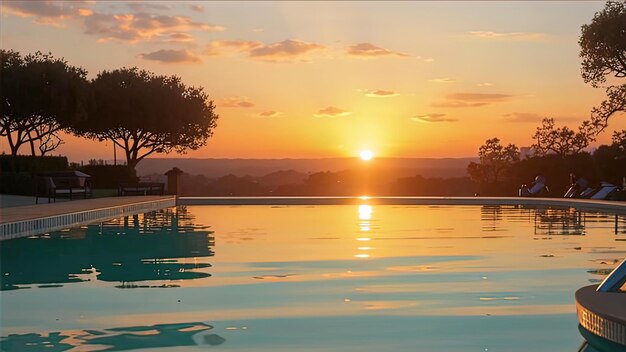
[359,150,374,161]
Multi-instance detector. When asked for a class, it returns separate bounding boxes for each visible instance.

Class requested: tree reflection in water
[0,207,214,290]
[0,321,225,351]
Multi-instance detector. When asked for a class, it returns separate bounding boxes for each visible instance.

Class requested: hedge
[0,155,68,173]
[78,165,137,189]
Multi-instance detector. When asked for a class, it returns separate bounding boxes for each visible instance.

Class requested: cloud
[190,5,204,13]
[83,12,224,43]
[249,39,325,62]
[503,112,543,123]
[205,40,264,56]
[258,110,281,118]
[127,3,170,12]
[1,0,93,24]
[477,82,494,87]
[2,1,224,44]
[218,97,255,108]
[468,31,548,41]
[428,78,456,83]
[345,43,408,58]
[411,114,457,123]
[205,39,325,63]
[361,89,399,98]
[314,106,352,118]
[138,49,201,63]
[432,93,514,108]
[165,32,195,43]
[503,112,579,123]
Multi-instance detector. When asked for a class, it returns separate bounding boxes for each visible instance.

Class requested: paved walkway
[0,194,38,208]
[0,195,176,240]
[0,196,175,223]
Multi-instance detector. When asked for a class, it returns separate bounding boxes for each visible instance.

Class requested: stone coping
[178,196,626,213]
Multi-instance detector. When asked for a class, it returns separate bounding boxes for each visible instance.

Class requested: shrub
[78,165,137,189]
[0,155,68,173]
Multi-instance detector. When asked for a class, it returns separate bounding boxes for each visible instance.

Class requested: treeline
[468,134,625,197]
[468,1,626,197]
[177,169,477,196]
[1,50,218,169]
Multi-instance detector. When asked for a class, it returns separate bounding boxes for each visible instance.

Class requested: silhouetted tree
[579,0,626,87]
[0,50,88,155]
[579,0,626,134]
[467,138,519,185]
[78,68,218,170]
[612,129,626,152]
[531,118,595,157]
[593,130,626,185]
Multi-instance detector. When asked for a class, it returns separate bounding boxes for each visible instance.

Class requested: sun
[359,150,374,161]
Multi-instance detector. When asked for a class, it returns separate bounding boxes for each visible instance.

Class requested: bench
[118,182,165,196]
[36,171,92,204]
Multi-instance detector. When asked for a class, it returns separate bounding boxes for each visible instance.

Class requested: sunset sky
[2,1,625,161]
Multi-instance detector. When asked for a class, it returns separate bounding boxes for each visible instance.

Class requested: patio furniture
[35,171,92,204]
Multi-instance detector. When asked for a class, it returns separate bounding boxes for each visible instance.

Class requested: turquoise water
[1,205,625,351]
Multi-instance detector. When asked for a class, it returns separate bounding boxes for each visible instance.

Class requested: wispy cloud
[205,40,264,55]
[2,1,224,44]
[218,97,255,108]
[503,112,543,123]
[83,12,224,43]
[190,5,204,13]
[258,110,281,118]
[477,82,494,87]
[503,112,578,123]
[314,106,352,118]
[432,93,514,108]
[164,32,195,43]
[126,2,170,12]
[468,31,548,41]
[360,89,399,98]
[411,114,457,123]
[249,40,325,62]
[206,39,325,63]
[1,0,93,25]
[428,78,456,83]
[138,49,201,63]
[345,43,408,58]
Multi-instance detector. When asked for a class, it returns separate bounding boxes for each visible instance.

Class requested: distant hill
[137,157,477,179]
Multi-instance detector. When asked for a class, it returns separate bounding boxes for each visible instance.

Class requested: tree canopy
[467,138,519,185]
[531,118,596,157]
[579,0,626,134]
[0,50,89,155]
[77,68,218,169]
[579,0,626,87]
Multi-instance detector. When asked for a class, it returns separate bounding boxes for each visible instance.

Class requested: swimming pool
[1,204,625,351]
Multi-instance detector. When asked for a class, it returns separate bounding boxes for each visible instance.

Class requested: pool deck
[0,195,176,241]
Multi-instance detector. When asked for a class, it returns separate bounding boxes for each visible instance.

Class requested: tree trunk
[29,138,36,156]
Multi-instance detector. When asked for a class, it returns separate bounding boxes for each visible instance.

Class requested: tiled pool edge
[178,196,626,213]
[0,196,176,241]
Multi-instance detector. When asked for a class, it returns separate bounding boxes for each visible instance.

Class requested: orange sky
[1,1,625,161]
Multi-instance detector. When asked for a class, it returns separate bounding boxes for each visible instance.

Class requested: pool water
[1,205,625,351]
